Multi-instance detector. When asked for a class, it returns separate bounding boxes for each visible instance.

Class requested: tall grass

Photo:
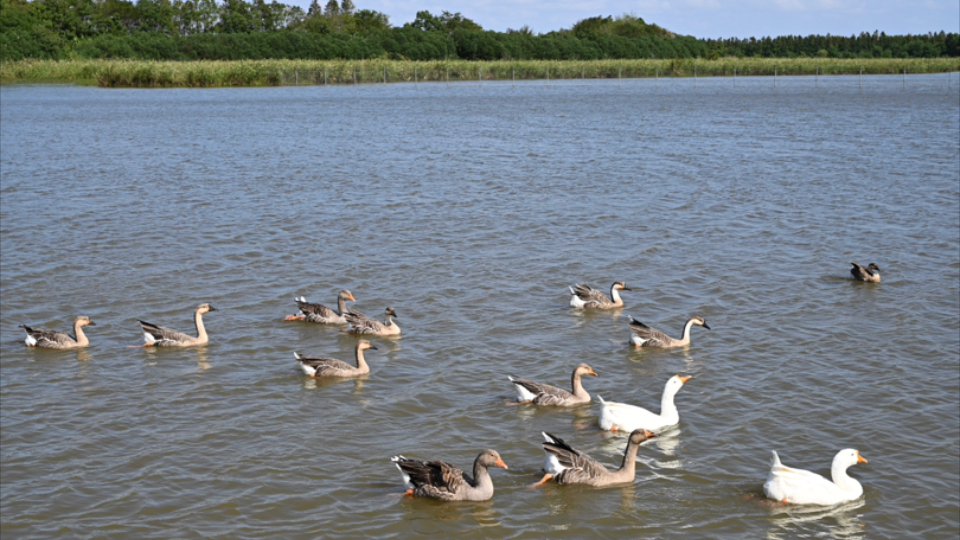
[2,57,958,87]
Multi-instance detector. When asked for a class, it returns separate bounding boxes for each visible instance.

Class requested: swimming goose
[764,449,868,505]
[20,316,96,349]
[391,449,508,501]
[508,364,598,406]
[284,289,355,323]
[598,375,691,433]
[139,303,218,347]
[534,429,656,487]
[345,306,400,335]
[850,262,881,283]
[629,315,710,348]
[295,340,377,378]
[569,282,631,309]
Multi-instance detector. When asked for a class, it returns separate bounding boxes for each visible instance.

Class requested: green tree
[340,0,353,15]
[322,0,337,16]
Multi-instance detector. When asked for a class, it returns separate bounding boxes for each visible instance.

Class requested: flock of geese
[18,262,882,505]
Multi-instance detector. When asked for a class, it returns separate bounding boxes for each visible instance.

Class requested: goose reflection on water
[765,498,866,540]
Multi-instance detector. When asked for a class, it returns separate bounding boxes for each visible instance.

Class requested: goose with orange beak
[764,449,869,505]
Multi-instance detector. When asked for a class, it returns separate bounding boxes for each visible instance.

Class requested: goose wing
[295,298,337,319]
[139,320,192,346]
[510,377,574,406]
[628,317,671,347]
[20,325,76,347]
[393,457,465,500]
[296,354,355,377]
[542,432,608,483]
[344,311,385,334]
[572,283,611,306]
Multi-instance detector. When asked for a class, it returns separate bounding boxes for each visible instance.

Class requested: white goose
[763,449,868,505]
[598,375,691,433]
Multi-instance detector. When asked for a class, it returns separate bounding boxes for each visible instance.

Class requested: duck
[391,449,508,501]
[598,375,691,433]
[295,340,377,378]
[763,449,868,505]
[20,316,96,349]
[629,315,709,348]
[534,429,656,487]
[139,303,218,347]
[850,262,881,283]
[508,364,598,406]
[344,306,400,336]
[284,289,355,323]
[569,282,631,309]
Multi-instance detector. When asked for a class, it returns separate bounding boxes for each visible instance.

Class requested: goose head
[384,307,398,320]
[197,303,218,314]
[356,339,378,353]
[612,281,631,291]
[691,316,710,330]
[834,449,868,469]
[629,429,657,445]
[477,449,509,470]
[664,375,692,397]
[76,316,96,327]
[339,290,356,302]
[573,363,599,378]
[866,263,881,275]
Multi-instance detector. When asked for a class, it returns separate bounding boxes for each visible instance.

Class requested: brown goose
[391,449,508,501]
[139,303,217,347]
[508,364,598,406]
[345,306,400,336]
[850,262,881,283]
[295,340,377,378]
[629,315,709,348]
[534,429,656,487]
[569,282,631,309]
[284,289,355,323]
[20,316,96,349]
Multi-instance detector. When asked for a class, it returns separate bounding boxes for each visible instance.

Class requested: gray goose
[534,429,656,487]
[508,364,598,406]
[284,289,355,323]
[139,303,217,347]
[295,340,377,378]
[391,449,508,501]
[850,262,881,283]
[345,306,400,336]
[569,282,631,309]
[20,316,96,349]
[629,315,709,348]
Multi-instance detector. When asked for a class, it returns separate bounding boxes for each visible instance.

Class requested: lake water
[1,74,958,540]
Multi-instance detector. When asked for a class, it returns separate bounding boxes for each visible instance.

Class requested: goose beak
[623,286,632,291]
[644,429,657,438]
[369,345,378,350]
[495,458,509,469]
[702,323,711,330]
[856,452,868,464]
[678,376,692,384]
[589,370,598,377]
[348,294,356,301]
[209,306,219,311]
[88,321,97,326]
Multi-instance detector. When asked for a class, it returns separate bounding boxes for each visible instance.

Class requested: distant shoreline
[2,58,958,88]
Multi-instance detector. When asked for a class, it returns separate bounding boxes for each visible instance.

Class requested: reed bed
[2,57,957,87]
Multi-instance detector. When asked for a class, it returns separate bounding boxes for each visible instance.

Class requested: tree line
[2,0,957,62]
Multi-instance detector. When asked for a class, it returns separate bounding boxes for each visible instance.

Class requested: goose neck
[73,320,89,346]
[194,309,208,341]
[571,372,589,399]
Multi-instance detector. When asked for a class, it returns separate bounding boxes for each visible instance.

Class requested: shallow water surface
[1,75,959,539]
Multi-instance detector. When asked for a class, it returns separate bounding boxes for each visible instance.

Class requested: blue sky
[304,1,960,37]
